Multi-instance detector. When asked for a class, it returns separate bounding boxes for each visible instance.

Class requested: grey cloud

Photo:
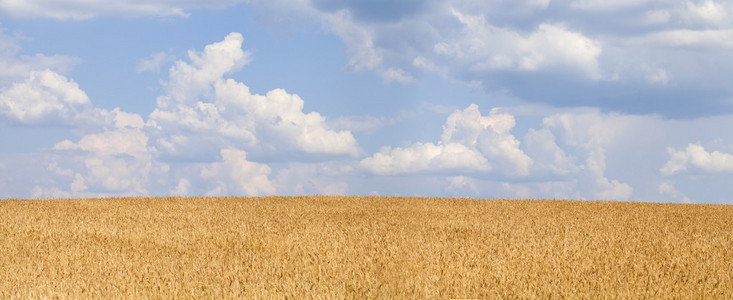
[294,0,733,118]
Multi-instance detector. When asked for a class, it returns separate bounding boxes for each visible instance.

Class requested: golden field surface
[1,196,732,298]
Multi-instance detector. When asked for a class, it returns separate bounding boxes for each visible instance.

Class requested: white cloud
[156,32,252,107]
[235,1,733,119]
[200,148,275,197]
[51,123,168,195]
[148,32,360,158]
[360,142,491,175]
[31,186,71,199]
[0,70,100,126]
[661,143,733,175]
[361,104,531,176]
[435,10,603,79]
[54,127,149,158]
[136,51,176,73]
[442,104,533,176]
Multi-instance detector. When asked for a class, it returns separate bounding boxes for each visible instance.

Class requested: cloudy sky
[1,0,733,203]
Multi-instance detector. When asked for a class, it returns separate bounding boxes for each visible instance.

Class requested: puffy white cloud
[257,0,733,117]
[0,70,99,126]
[200,148,275,197]
[570,0,657,11]
[156,33,252,107]
[435,10,603,78]
[148,32,360,158]
[361,142,490,175]
[660,143,733,175]
[0,0,246,20]
[51,121,168,195]
[442,104,533,176]
[361,104,531,176]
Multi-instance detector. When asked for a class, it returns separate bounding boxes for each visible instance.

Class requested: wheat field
[0,196,731,298]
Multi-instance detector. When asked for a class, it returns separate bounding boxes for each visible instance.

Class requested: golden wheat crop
[0,196,731,298]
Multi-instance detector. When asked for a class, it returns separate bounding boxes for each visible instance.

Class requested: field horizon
[2,196,732,298]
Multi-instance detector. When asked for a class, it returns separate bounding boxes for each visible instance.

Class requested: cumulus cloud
[7,0,733,117]
[200,148,275,196]
[156,32,252,107]
[148,32,359,159]
[361,104,531,176]
[0,31,366,198]
[660,143,733,175]
[51,119,168,195]
[442,104,533,176]
[436,10,603,79]
[361,142,490,175]
[0,70,99,126]
[0,68,150,130]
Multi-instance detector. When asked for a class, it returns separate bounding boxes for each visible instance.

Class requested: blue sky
[2,0,733,203]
